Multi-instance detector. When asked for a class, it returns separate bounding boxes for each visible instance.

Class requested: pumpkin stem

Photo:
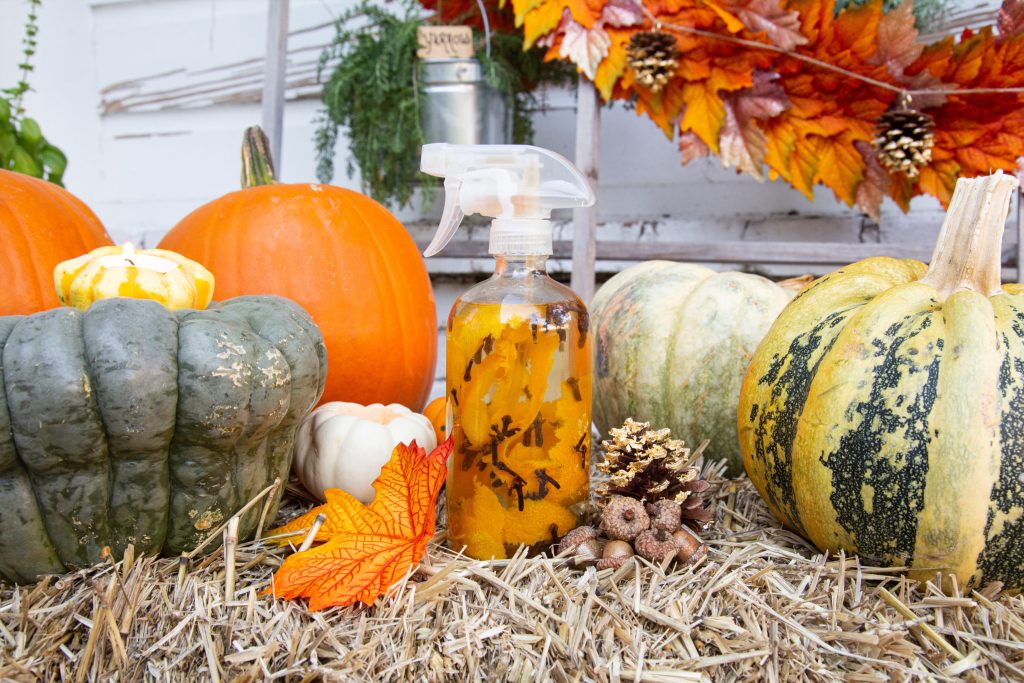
[241,126,278,188]
[920,171,1019,300]
[777,274,813,294]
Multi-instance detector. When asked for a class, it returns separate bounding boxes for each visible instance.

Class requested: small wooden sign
[417,26,475,59]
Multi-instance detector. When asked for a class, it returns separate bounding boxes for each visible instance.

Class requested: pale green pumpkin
[592,261,801,475]
[740,172,1024,591]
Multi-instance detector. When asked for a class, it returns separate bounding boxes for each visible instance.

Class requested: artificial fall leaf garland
[509,0,1024,219]
[269,439,452,611]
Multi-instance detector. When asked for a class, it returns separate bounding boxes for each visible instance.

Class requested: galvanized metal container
[419,59,511,145]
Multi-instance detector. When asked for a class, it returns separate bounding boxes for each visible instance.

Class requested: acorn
[672,527,707,567]
[633,528,680,563]
[646,499,682,532]
[597,540,635,570]
[599,495,650,541]
[558,526,601,566]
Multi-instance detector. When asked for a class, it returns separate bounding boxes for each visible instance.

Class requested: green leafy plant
[1,0,67,185]
[313,0,573,209]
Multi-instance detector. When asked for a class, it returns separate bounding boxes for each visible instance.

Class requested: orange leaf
[680,81,728,151]
[268,439,452,610]
[702,0,746,33]
[594,27,632,99]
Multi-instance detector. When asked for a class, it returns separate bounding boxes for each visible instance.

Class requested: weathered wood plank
[418,239,940,263]
[571,81,600,302]
[419,238,1019,280]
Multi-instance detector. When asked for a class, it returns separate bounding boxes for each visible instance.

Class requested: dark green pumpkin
[0,295,326,583]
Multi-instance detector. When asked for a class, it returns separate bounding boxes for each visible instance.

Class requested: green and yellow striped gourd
[739,171,1024,591]
[593,262,806,475]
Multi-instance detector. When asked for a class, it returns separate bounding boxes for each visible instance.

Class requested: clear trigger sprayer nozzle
[419,143,595,258]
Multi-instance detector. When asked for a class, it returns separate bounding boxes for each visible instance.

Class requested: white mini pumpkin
[293,402,438,503]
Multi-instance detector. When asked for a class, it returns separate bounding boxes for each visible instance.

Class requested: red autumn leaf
[268,440,452,610]
[419,0,520,33]
[999,0,1024,39]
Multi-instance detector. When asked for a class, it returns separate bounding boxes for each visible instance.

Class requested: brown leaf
[873,0,922,79]
[721,0,809,50]
[717,72,789,180]
[998,0,1024,38]
[853,140,888,221]
[679,131,711,163]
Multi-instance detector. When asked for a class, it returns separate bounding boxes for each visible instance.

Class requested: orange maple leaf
[760,0,895,205]
[268,439,452,610]
[903,25,1024,205]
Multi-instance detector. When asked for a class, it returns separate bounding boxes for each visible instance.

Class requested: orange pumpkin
[158,128,437,410]
[423,396,448,444]
[0,170,113,315]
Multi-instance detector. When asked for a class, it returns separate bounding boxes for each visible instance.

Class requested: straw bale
[2,464,1022,681]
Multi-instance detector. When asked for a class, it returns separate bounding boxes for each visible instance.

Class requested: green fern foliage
[313,0,573,209]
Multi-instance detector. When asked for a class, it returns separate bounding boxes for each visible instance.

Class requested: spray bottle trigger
[423,177,465,257]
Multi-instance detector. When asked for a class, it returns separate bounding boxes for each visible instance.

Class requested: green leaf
[0,99,9,124]
[0,130,15,159]
[10,145,42,177]
[19,117,42,150]
[37,143,67,178]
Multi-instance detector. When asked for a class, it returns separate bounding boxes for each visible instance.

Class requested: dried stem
[184,480,283,560]
[878,587,966,661]
[298,513,327,552]
[254,477,282,542]
[224,517,240,604]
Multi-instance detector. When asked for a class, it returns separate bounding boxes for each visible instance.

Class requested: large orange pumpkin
[158,128,437,410]
[0,170,113,315]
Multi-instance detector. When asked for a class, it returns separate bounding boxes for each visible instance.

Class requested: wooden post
[261,0,290,167]
[571,80,600,302]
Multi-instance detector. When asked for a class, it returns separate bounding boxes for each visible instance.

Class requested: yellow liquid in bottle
[445,296,592,559]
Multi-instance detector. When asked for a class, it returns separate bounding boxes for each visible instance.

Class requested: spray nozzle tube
[421,143,595,257]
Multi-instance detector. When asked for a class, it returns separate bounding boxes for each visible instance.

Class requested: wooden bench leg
[571,80,600,302]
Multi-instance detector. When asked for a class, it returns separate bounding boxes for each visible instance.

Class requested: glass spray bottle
[421,144,596,559]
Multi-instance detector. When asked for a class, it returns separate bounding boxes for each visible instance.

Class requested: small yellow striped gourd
[54,244,214,311]
[739,171,1024,591]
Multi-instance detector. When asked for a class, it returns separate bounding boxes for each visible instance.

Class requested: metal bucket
[420,59,511,145]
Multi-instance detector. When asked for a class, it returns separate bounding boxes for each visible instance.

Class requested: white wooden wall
[0,0,1008,400]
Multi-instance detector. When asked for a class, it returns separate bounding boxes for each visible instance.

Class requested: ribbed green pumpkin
[0,295,326,583]
[740,172,1024,591]
[592,261,800,475]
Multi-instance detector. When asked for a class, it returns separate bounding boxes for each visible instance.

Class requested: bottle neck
[494,255,549,277]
